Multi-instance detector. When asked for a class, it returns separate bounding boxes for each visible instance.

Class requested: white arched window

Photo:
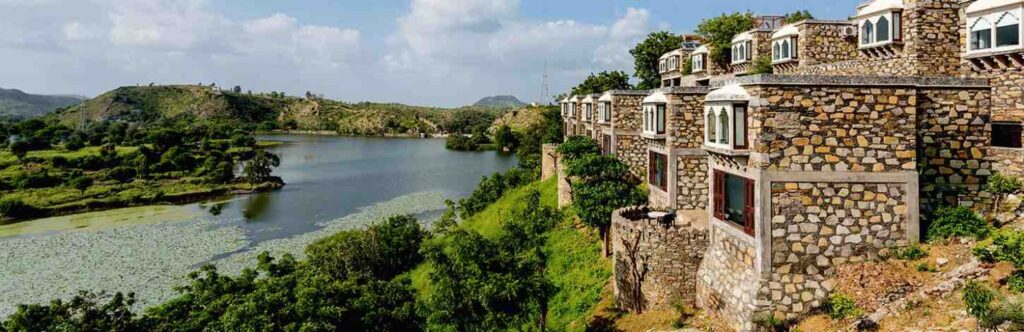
[973,18,994,50]
[773,42,781,60]
[877,16,890,42]
[705,109,716,143]
[997,12,1021,47]
[718,110,730,145]
[781,40,790,58]
[862,21,875,45]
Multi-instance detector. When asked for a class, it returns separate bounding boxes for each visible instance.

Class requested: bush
[989,173,1023,212]
[964,280,996,325]
[0,198,41,219]
[893,244,928,260]
[556,136,601,162]
[926,206,991,241]
[457,167,535,218]
[823,293,862,320]
[13,171,62,189]
[306,215,426,281]
[1010,272,1024,292]
[973,229,1024,266]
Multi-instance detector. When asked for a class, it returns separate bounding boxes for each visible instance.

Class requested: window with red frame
[713,170,755,236]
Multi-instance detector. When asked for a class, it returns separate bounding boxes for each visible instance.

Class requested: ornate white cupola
[581,95,595,122]
[560,96,570,117]
[691,46,709,74]
[704,84,751,151]
[855,0,905,57]
[966,0,1024,69]
[598,92,613,124]
[642,91,668,138]
[731,32,754,65]
[771,24,800,65]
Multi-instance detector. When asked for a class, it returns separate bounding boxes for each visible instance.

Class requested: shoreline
[0,181,285,226]
[259,129,451,138]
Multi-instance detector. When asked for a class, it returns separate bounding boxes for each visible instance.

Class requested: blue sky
[0,0,862,107]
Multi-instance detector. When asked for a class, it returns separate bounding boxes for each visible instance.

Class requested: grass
[410,177,610,331]
[0,146,139,168]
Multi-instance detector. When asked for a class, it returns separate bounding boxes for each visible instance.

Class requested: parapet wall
[541,144,573,208]
[612,208,708,311]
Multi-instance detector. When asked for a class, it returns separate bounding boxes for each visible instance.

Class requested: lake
[0,135,517,317]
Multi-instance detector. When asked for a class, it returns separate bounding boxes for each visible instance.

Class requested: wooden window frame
[649,151,668,191]
[713,170,755,236]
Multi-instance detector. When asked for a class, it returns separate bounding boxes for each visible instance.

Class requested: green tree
[987,173,1022,213]
[696,12,756,68]
[9,140,29,160]
[494,125,516,152]
[70,176,93,194]
[306,215,426,281]
[2,292,141,332]
[784,10,815,24]
[629,31,683,90]
[565,154,645,240]
[243,150,280,184]
[570,71,633,96]
[751,55,774,74]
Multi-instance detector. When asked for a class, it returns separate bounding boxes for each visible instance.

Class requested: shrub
[973,230,1024,266]
[14,171,62,189]
[926,206,990,241]
[823,293,862,320]
[0,198,41,219]
[964,280,996,325]
[750,55,773,74]
[893,244,928,260]
[306,215,426,281]
[1010,272,1024,292]
[988,173,1022,212]
[556,136,601,162]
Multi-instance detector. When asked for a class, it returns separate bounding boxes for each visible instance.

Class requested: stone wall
[542,144,558,181]
[676,155,709,210]
[612,209,708,311]
[746,85,918,172]
[696,227,761,332]
[665,89,708,150]
[765,182,910,319]
[732,30,773,75]
[916,87,992,208]
[616,135,647,180]
[783,21,858,73]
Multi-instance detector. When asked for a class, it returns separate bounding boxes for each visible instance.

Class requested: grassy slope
[410,178,611,331]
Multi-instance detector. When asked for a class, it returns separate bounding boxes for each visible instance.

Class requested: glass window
[656,105,665,134]
[781,40,790,58]
[973,18,993,50]
[773,42,780,60]
[993,123,1023,148]
[734,105,747,148]
[706,110,716,144]
[877,15,890,42]
[862,20,874,45]
[997,13,1020,47]
[893,12,902,40]
[713,171,754,235]
[649,151,667,190]
[718,109,729,145]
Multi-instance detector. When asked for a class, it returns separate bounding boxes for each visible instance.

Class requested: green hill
[55,85,504,136]
[0,88,85,118]
[473,95,527,108]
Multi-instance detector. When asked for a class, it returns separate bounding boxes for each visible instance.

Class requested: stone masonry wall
[765,182,910,319]
[697,227,761,332]
[617,135,647,180]
[916,87,992,208]
[612,210,708,311]
[746,85,918,172]
[732,30,773,75]
[666,91,707,150]
[542,144,558,181]
[794,22,858,70]
[676,155,709,210]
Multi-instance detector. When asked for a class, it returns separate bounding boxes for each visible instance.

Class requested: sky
[0,0,863,107]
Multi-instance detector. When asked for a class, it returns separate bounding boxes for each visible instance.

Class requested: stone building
[641,88,711,211]
[695,76,990,330]
[659,49,686,88]
[771,20,860,74]
[961,0,1024,174]
[560,96,573,137]
[601,90,650,179]
[581,94,597,139]
[730,29,774,76]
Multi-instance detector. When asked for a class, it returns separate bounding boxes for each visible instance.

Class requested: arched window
[718,109,730,145]
[997,12,1021,47]
[706,110,716,143]
[877,16,890,42]
[862,20,875,45]
[781,40,790,59]
[773,42,781,60]
[972,18,993,50]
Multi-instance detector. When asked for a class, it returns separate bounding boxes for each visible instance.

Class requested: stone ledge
[703,144,750,157]
[657,86,711,94]
[607,89,652,96]
[710,74,990,89]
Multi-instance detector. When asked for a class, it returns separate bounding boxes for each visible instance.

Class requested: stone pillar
[542,144,558,181]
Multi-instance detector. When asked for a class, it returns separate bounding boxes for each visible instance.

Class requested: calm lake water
[0,135,517,317]
[1,135,518,241]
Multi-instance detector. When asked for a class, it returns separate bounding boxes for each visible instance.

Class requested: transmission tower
[541,62,550,105]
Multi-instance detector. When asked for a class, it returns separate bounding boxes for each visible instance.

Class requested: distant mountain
[0,88,86,118]
[473,95,527,108]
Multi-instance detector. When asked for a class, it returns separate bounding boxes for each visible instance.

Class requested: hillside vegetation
[55,85,506,136]
[474,95,527,108]
[0,88,84,119]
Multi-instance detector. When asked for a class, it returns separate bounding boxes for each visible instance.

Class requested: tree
[570,71,633,96]
[630,31,683,90]
[243,150,280,184]
[70,176,93,194]
[232,85,242,93]
[306,215,426,281]
[9,140,29,160]
[494,125,516,152]
[751,55,774,74]
[784,10,815,24]
[695,12,756,68]
[988,173,1022,213]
